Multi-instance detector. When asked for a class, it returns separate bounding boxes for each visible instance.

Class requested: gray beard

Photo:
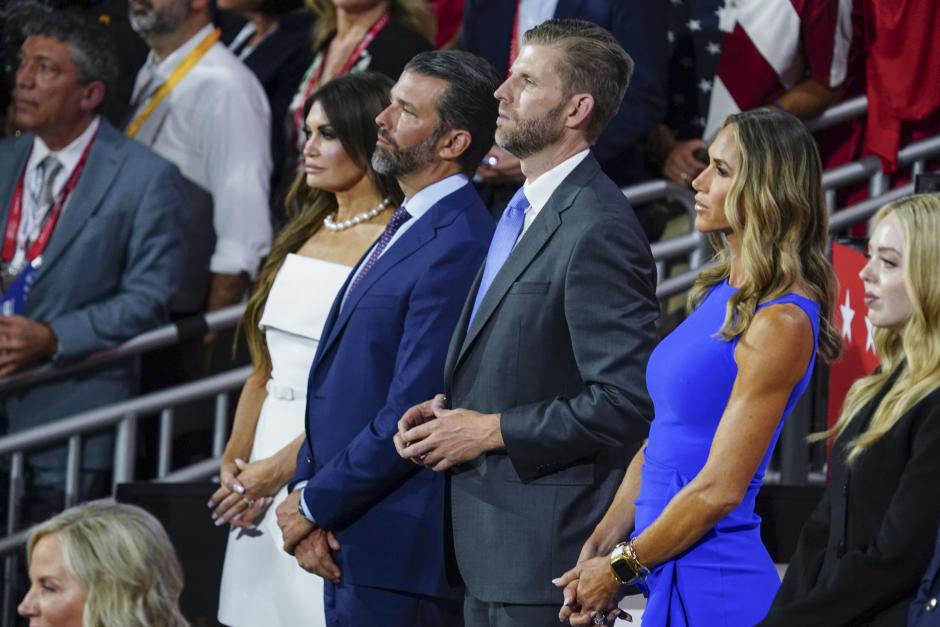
[371,130,442,178]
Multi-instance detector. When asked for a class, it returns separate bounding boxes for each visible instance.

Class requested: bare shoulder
[736,304,815,384]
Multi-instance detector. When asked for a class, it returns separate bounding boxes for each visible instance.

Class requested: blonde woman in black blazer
[758,193,940,627]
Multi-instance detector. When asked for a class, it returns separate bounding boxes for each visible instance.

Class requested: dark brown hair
[239,72,403,373]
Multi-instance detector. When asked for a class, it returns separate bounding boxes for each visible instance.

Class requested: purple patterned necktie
[468,186,529,327]
[348,204,412,293]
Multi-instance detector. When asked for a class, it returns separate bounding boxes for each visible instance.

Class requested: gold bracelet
[624,539,650,577]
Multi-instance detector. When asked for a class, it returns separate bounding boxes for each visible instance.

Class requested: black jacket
[758,371,940,627]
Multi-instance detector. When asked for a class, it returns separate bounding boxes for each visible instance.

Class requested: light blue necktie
[468,186,529,327]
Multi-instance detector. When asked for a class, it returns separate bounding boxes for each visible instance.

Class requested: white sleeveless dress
[218,254,351,627]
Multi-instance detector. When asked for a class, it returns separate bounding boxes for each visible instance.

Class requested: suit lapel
[34,123,123,285]
[0,137,31,233]
[454,153,600,370]
[315,184,472,362]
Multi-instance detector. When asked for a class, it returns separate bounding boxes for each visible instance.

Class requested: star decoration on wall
[698,79,712,93]
[688,19,702,32]
[707,42,721,55]
[840,289,855,342]
[864,316,877,354]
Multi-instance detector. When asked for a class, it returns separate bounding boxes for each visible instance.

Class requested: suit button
[842,482,848,495]
[306,456,313,464]
[927,597,937,612]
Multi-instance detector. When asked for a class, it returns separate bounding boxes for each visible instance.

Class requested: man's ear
[565,93,595,132]
[438,128,472,164]
[80,81,106,114]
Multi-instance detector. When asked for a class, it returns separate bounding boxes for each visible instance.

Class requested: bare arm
[776,77,840,121]
[562,304,815,616]
[631,305,813,564]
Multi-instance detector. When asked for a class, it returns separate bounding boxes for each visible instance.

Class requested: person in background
[0,9,185,525]
[653,0,856,189]
[18,501,188,627]
[217,0,315,204]
[556,109,841,626]
[911,524,940,627]
[210,71,402,627]
[758,193,940,626]
[279,0,433,207]
[128,0,272,314]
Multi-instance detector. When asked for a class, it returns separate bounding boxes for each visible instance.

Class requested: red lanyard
[508,0,522,72]
[2,129,98,263]
[293,13,391,134]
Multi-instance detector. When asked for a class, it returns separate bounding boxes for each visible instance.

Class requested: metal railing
[1,366,249,625]
[0,305,245,393]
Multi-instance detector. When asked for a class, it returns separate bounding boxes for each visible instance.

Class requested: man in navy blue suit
[274,50,499,626]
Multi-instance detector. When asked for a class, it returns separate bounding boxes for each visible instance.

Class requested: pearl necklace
[323,198,392,231]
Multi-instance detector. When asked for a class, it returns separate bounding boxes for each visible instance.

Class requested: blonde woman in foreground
[18,501,187,627]
[758,193,940,626]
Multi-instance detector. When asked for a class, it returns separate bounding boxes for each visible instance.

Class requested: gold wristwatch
[609,540,650,586]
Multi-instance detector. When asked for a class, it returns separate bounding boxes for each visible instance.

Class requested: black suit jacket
[444,153,659,604]
[910,524,940,626]
[759,374,940,627]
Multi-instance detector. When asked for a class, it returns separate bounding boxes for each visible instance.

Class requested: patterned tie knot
[347,204,412,294]
[34,155,64,208]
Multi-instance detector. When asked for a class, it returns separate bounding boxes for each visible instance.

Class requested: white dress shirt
[131,24,273,277]
[10,117,101,271]
[517,148,589,242]
[516,0,559,46]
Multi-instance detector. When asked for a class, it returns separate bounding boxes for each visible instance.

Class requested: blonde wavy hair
[26,501,188,627]
[687,109,842,363]
[307,0,436,50]
[812,193,940,462]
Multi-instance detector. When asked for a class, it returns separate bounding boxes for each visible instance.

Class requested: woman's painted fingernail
[214,517,225,526]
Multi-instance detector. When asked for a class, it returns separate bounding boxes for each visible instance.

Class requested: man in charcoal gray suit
[395,18,660,627]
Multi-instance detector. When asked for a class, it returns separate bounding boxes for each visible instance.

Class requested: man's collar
[402,173,469,222]
[31,116,101,171]
[523,148,590,213]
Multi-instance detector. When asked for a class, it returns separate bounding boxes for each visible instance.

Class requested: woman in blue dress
[555,109,843,626]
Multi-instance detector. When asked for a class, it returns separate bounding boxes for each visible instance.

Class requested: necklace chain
[323,198,392,231]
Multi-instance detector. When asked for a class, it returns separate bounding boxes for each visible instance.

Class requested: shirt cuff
[294,482,316,524]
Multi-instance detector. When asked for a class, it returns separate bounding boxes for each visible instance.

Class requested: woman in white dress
[210,72,403,627]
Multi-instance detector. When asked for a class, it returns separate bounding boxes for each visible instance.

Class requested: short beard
[495,100,567,159]
[129,0,190,37]
[371,127,443,178]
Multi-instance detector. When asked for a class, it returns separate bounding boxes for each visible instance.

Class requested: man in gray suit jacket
[0,11,186,524]
[395,19,659,627]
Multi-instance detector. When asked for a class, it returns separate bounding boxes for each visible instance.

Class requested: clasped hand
[554,538,632,625]
[393,394,501,471]
[208,457,279,528]
[274,490,342,583]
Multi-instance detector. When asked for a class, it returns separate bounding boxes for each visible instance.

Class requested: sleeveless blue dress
[634,279,820,626]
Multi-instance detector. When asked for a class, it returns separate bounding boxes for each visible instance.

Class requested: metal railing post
[112,413,138,489]
[64,436,81,508]
[158,408,175,479]
[213,394,229,458]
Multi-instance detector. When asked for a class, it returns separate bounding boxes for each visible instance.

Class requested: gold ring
[242,496,255,507]
[680,171,689,182]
